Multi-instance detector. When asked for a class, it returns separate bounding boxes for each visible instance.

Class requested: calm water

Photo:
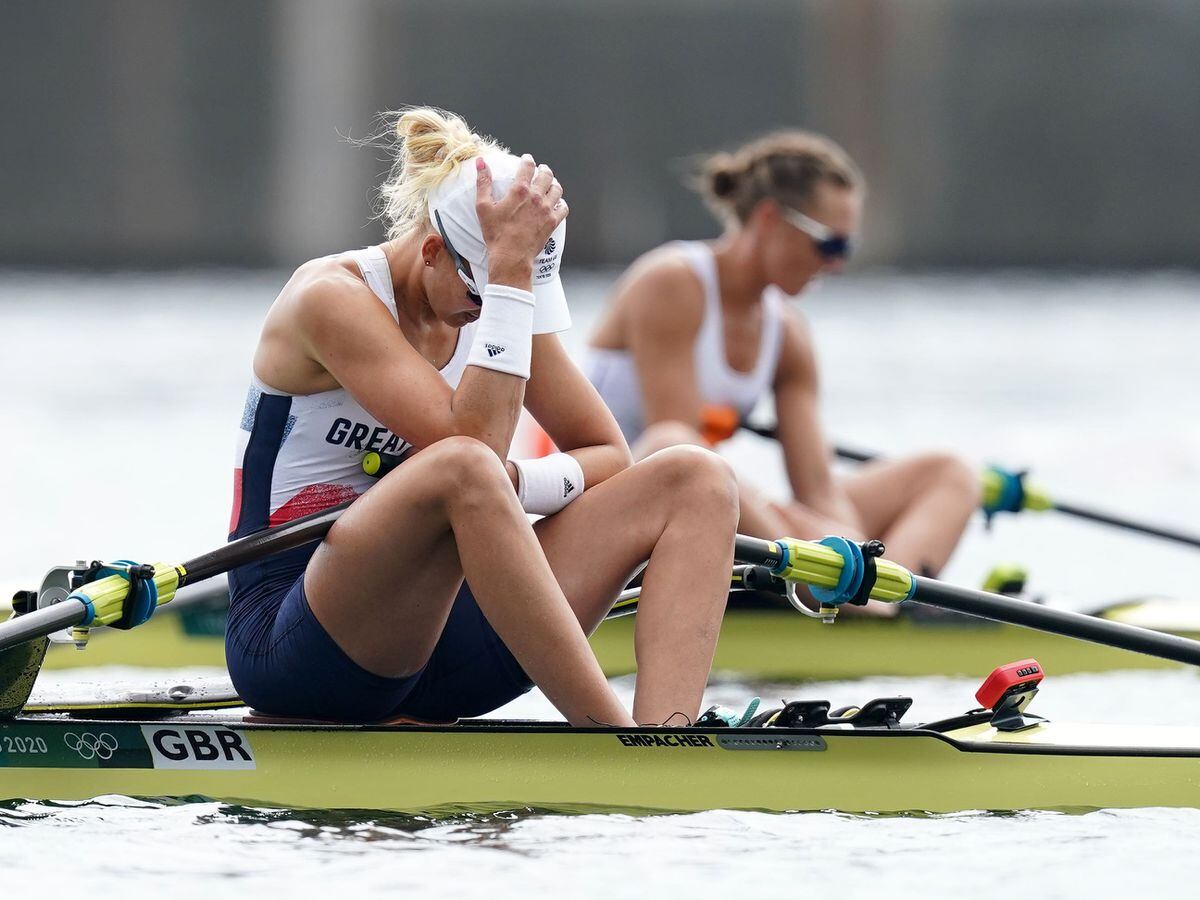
[1,269,1199,897]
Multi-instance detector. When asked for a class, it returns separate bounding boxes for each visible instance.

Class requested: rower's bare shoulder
[616,245,705,334]
[275,255,387,334]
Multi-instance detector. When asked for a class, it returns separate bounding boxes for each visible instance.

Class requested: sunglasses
[434,210,482,305]
[780,206,854,261]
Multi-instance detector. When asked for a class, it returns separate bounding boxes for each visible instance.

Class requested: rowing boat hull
[2,713,1200,814]
[39,603,1200,679]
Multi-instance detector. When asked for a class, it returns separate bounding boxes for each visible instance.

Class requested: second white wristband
[511,452,585,517]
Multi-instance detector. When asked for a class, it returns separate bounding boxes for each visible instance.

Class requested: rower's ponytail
[373,107,507,239]
[696,131,864,226]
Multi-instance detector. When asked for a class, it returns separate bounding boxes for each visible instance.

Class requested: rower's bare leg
[632,420,790,539]
[840,452,980,575]
[534,445,739,725]
[304,436,634,728]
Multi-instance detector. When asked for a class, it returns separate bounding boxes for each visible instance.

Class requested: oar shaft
[751,424,1200,551]
[740,529,1200,667]
[834,445,876,464]
[1052,501,1200,550]
[743,424,876,467]
[911,575,1200,666]
[181,500,352,585]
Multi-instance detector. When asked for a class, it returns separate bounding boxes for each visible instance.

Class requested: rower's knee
[424,436,511,504]
[649,445,739,522]
[923,452,981,507]
[632,420,706,460]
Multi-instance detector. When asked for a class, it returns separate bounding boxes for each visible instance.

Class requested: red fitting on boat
[975,658,1044,710]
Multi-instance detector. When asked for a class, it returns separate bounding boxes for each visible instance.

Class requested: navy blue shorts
[226,545,533,723]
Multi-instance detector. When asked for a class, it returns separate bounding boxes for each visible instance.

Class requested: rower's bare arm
[774,315,864,532]
[523,333,633,488]
[291,278,519,452]
[625,259,706,430]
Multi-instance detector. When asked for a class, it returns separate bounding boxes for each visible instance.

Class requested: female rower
[226,108,738,728]
[586,131,978,609]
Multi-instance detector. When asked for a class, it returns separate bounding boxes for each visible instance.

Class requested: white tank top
[229,247,475,537]
[585,241,785,443]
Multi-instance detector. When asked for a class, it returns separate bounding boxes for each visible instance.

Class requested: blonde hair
[697,131,863,226]
[374,107,507,239]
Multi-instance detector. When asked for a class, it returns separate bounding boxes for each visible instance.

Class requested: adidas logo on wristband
[485,343,506,358]
[563,477,575,497]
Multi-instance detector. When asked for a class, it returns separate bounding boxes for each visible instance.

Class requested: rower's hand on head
[476,154,567,288]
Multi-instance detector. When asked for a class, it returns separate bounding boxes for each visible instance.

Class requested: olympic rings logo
[63,732,119,761]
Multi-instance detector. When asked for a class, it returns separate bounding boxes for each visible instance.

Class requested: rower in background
[585,131,979,614]
[226,107,739,728]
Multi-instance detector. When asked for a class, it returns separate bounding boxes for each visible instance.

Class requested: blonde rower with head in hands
[226,108,738,727]
[586,131,979,611]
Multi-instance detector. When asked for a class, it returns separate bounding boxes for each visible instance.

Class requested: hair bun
[694,131,862,226]
[373,106,507,241]
[395,109,463,167]
[710,168,738,198]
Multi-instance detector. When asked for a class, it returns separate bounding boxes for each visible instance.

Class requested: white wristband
[511,452,585,516]
[466,284,535,379]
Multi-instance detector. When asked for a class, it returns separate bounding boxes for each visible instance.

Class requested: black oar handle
[912,575,1200,667]
[733,535,787,570]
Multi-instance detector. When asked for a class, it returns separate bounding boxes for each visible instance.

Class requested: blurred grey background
[1,0,1197,270]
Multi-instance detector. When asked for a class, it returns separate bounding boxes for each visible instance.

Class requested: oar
[741,424,1200,550]
[0,499,353,656]
[731,533,1200,666]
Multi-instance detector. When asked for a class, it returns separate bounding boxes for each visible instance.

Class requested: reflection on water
[4,794,1200,899]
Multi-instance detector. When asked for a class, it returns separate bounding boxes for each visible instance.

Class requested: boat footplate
[772,697,912,729]
[827,697,912,728]
[770,700,831,727]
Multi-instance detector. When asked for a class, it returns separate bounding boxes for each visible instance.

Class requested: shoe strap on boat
[697,697,761,728]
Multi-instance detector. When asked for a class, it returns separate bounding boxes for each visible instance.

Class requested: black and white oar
[741,423,1200,551]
